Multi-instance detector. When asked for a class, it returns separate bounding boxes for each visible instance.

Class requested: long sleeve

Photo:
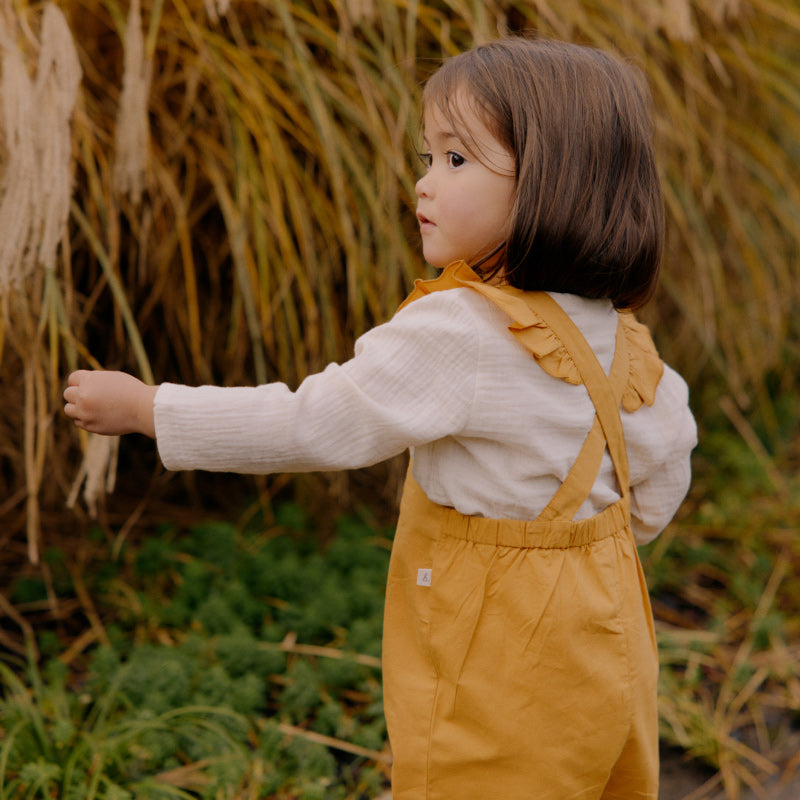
[626,363,697,544]
[154,292,479,474]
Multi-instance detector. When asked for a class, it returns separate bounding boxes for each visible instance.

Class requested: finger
[65,404,85,428]
[67,370,88,387]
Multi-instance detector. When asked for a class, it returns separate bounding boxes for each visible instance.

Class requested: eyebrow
[422,129,463,148]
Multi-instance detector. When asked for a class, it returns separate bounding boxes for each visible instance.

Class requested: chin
[424,254,457,270]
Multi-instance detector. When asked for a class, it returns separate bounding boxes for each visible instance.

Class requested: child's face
[415,97,515,271]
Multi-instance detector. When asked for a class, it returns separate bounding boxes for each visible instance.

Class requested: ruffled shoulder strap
[399,260,664,408]
[616,312,663,411]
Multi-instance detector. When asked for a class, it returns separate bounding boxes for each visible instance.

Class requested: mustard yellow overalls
[382,262,663,799]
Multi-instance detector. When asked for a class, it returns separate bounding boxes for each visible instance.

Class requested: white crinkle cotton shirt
[154,288,697,544]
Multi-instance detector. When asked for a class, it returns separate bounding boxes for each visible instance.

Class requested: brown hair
[422,37,664,310]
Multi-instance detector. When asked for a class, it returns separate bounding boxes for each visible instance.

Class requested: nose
[415,171,432,199]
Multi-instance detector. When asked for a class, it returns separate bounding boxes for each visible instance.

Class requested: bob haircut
[422,37,664,310]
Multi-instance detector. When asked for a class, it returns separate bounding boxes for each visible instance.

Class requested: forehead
[424,90,474,129]
[422,103,459,143]
[423,94,496,146]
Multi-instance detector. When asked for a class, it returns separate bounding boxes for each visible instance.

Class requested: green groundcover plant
[1,509,392,799]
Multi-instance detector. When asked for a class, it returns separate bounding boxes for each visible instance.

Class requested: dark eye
[418,152,432,169]
[447,151,466,168]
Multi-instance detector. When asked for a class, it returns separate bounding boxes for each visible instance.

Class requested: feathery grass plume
[0,3,81,287]
[33,5,81,269]
[204,0,231,24]
[113,0,151,204]
[0,40,36,289]
[343,0,376,23]
[66,432,120,518]
[708,0,742,24]
[645,0,696,41]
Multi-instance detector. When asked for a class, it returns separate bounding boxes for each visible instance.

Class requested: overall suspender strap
[532,322,628,521]
[520,293,631,521]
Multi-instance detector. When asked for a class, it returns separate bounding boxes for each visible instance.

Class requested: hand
[63,370,158,438]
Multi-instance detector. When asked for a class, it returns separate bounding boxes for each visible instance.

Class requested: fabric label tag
[416,568,432,587]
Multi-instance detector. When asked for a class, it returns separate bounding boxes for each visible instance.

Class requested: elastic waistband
[440,499,628,549]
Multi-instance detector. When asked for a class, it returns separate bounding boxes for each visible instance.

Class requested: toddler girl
[64,36,697,799]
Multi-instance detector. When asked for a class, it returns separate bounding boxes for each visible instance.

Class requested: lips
[417,211,434,229]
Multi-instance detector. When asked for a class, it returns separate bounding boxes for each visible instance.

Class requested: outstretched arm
[64,370,158,438]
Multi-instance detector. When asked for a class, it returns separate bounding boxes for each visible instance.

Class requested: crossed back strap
[518,293,630,523]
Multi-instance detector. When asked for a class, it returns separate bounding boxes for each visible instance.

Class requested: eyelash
[417,151,467,170]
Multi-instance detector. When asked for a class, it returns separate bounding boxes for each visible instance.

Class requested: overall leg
[382,507,441,799]
[601,541,659,799]
[421,533,634,800]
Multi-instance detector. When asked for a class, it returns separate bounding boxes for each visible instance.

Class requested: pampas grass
[113,0,151,204]
[0,3,80,286]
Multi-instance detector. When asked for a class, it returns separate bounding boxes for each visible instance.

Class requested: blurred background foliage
[1,0,799,798]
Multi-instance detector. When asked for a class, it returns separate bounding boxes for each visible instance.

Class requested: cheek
[447,186,487,227]
[487,183,516,237]
[494,179,516,217]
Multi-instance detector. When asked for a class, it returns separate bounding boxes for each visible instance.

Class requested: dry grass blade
[277,722,393,765]
[650,498,800,796]
[261,635,383,670]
